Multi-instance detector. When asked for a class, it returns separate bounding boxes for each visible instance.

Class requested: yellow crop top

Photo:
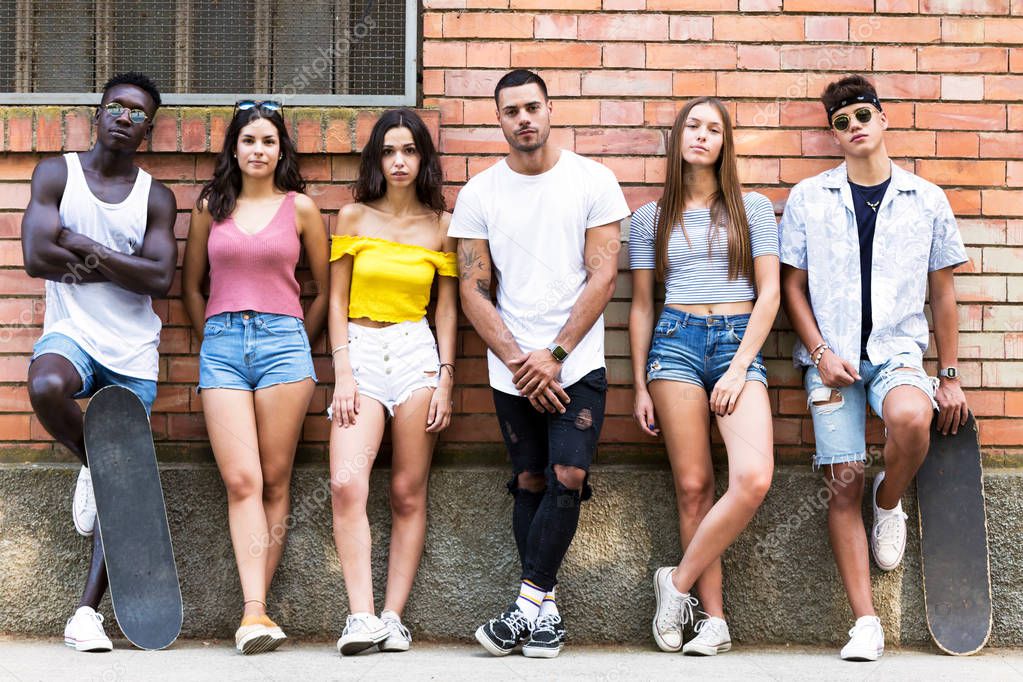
[330,235,458,323]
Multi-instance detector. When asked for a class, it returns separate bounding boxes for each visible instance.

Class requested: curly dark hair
[197,107,306,222]
[102,72,161,111]
[354,108,445,213]
[821,75,878,116]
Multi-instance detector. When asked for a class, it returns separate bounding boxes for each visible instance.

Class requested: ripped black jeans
[492,368,607,591]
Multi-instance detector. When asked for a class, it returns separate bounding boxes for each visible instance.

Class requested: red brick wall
[1,2,1021,463]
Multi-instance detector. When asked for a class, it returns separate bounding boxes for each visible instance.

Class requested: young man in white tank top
[21,72,178,652]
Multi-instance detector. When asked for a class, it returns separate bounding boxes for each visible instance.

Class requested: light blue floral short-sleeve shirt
[779,162,967,368]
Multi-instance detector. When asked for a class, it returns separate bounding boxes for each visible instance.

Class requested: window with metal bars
[0,0,416,105]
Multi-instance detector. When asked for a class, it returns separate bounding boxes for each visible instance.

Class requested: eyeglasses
[831,107,874,132]
[235,100,283,116]
[101,102,149,125]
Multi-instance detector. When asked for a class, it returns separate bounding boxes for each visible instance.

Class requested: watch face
[550,345,567,362]
[946,367,958,378]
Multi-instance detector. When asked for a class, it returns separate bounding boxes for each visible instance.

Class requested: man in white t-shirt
[448,69,630,659]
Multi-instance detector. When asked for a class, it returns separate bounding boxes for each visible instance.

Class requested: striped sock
[515,580,545,622]
[539,589,559,618]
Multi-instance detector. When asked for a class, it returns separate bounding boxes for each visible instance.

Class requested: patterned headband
[825,93,883,120]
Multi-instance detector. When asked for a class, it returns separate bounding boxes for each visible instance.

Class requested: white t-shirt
[448,149,631,395]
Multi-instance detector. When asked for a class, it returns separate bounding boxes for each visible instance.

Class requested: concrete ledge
[0,463,1020,646]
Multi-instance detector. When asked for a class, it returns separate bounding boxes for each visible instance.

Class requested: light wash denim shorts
[646,309,768,391]
[31,332,157,413]
[804,351,938,468]
[198,311,316,392]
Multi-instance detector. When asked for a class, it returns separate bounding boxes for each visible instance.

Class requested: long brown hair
[655,97,751,282]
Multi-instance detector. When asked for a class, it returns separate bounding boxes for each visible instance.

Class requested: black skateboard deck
[83,385,182,650]
[916,411,991,656]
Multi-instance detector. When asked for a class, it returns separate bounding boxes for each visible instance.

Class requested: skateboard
[83,385,183,650]
[915,411,991,656]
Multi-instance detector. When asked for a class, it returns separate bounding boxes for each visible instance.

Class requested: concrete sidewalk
[1,639,1022,682]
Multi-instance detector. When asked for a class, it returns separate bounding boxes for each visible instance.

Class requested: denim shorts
[805,352,938,468]
[31,332,157,413]
[646,309,768,391]
[198,311,316,392]
[347,317,440,416]
[493,368,608,501]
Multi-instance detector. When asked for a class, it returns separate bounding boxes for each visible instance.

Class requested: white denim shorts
[345,318,440,416]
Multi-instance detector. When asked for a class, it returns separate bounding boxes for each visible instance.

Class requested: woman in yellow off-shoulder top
[326,109,458,655]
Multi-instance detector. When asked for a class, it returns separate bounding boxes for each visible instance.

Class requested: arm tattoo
[458,241,482,280]
[474,278,491,300]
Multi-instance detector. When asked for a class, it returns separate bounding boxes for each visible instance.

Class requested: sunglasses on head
[235,100,283,116]
[831,107,874,132]
[101,102,149,125]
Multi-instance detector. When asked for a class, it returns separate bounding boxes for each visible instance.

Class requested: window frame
[0,0,418,106]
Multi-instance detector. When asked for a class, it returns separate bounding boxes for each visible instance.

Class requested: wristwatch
[546,343,568,363]
[938,367,959,380]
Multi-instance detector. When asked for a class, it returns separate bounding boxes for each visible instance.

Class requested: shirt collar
[822,160,916,193]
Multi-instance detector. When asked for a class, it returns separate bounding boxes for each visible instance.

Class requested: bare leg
[253,379,315,589]
[27,355,109,608]
[665,383,774,598]
[382,388,438,616]
[876,384,932,509]
[27,355,86,465]
[201,389,268,619]
[329,397,386,615]
[648,380,722,616]
[825,462,875,618]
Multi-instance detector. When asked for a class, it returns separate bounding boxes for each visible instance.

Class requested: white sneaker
[683,616,732,656]
[652,566,698,652]
[64,606,112,652]
[72,466,96,537]
[336,613,389,656]
[378,610,411,652]
[840,615,885,661]
[871,472,908,571]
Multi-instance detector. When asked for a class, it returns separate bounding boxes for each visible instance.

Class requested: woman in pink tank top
[181,100,329,654]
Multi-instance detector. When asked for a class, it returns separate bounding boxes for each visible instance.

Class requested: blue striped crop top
[628,192,779,304]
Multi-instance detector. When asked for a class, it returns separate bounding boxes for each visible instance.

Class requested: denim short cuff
[812,451,867,470]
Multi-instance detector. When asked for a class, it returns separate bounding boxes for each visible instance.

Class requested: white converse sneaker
[378,610,411,652]
[840,615,885,661]
[683,616,732,656]
[72,466,96,537]
[871,471,908,571]
[64,606,113,652]
[652,566,698,652]
[337,613,389,656]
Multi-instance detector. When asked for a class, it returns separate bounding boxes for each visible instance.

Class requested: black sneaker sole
[475,625,514,657]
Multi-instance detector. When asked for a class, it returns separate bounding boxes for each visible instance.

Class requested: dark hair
[354,108,445,213]
[494,69,548,105]
[197,107,306,222]
[821,75,878,116]
[102,72,161,111]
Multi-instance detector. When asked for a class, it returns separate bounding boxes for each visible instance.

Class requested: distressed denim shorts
[199,311,316,392]
[31,332,157,413]
[646,309,768,392]
[345,317,441,416]
[804,351,938,468]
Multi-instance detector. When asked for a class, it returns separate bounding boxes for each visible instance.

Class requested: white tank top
[43,152,161,380]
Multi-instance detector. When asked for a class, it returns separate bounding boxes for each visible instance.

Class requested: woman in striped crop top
[182,100,329,654]
[629,98,780,654]
[327,109,458,655]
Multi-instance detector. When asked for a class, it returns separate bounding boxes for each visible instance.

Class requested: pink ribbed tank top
[205,191,304,320]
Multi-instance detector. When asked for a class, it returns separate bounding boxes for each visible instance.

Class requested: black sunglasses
[101,102,149,125]
[831,107,874,132]
[235,100,283,116]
